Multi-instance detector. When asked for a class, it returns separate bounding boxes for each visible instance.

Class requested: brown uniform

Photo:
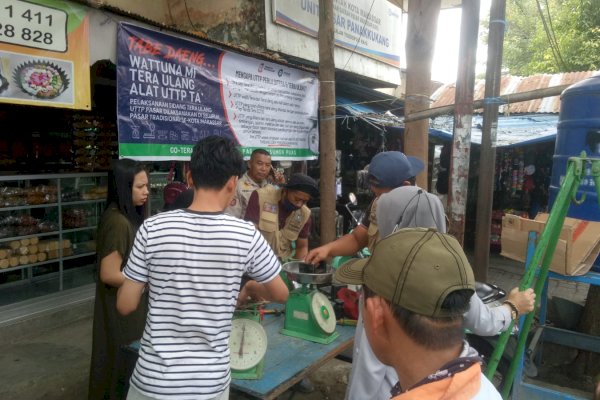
[248,186,311,259]
[225,172,269,218]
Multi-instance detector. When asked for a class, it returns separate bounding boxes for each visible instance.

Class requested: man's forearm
[326,234,361,257]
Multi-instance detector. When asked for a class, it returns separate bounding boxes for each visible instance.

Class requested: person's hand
[507,287,536,315]
[272,168,286,185]
[305,245,330,264]
[236,280,266,307]
[237,283,251,308]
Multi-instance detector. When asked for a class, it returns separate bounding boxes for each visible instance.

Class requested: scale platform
[280,261,339,344]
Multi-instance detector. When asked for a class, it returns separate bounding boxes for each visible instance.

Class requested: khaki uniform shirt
[364,197,380,253]
[255,186,311,259]
[225,172,268,218]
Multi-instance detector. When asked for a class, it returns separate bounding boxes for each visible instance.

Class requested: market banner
[0,0,90,109]
[117,23,319,161]
[272,0,402,67]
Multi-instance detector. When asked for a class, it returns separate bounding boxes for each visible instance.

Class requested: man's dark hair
[251,148,271,159]
[363,285,471,350]
[190,136,245,189]
[106,159,147,229]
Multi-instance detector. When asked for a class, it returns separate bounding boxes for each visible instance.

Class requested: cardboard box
[500,213,600,276]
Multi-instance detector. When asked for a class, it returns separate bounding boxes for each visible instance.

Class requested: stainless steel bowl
[282,261,333,285]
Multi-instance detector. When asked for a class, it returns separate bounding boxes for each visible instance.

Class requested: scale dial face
[229,318,268,371]
[311,292,337,334]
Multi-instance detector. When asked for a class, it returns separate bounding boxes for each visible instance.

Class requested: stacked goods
[26,185,58,205]
[0,187,26,207]
[61,187,82,202]
[62,208,90,229]
[0,215,58,238]
[72,114,117,172]
[0,247,10,269]
[16,215,39,236]
[0,236,62,268]
[39,239,72,259]
[0,185,58,207]
[82,186,107,200]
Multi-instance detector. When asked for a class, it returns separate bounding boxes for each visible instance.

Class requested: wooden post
[473,0,507,281]
[318,0,337,245]
[447,0,480,246]
[404,0,441,189]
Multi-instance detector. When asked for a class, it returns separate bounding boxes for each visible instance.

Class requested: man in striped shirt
[117,136,289,400]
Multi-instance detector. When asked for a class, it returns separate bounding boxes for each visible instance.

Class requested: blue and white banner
[272,0,402,67]
[117,23,319,160]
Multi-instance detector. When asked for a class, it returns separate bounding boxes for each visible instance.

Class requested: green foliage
[502,0,600,75]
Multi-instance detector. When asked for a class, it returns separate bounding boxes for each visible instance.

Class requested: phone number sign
[0,0,67,52]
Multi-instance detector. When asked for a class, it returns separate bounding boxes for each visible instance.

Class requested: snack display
[13,61,69,99]
[62,208,92,229]
[82,186,107,200]
[0,185,58,207]
[61,187,82,202]
[72,114,117,171]
[0,236,84,268]
[0,175,105,277]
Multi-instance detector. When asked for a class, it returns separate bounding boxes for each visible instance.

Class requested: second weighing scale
[281,261,339,344]
[229,307,267,379]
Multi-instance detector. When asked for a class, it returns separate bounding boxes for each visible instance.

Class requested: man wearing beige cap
[336,228,502,399]
[341,185,535,400]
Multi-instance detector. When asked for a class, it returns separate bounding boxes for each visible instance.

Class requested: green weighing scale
[229,307,268,379]
[280,261,339,344]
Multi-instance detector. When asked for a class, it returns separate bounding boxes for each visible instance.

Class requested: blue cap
[368,151,424,188]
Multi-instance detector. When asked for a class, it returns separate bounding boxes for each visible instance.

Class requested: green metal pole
[484,158,584,396]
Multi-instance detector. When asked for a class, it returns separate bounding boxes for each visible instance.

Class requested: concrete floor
[0,254,592,400]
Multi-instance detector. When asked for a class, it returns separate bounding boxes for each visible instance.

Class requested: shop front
[0,0,104,307]
[430,113,559,249]
[0,0,319,313]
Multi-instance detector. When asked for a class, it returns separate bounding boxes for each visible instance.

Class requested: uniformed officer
[244,173,318,261]
[225,148,285,218]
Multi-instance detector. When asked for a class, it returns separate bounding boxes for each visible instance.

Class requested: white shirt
[123,209,281,399]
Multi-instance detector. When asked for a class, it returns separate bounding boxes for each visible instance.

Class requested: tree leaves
[502,0,600,75]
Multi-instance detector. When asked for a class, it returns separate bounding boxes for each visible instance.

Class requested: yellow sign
[0,0,90,109]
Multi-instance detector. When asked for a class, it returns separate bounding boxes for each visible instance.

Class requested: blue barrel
[549,75,600,269]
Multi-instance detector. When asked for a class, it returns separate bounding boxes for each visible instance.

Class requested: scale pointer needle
[238,323,246,358]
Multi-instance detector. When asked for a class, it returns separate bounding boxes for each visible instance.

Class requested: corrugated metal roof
[431,71,600,114]
[430,114,559,147]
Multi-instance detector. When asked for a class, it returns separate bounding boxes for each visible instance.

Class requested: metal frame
[512,233,600,399]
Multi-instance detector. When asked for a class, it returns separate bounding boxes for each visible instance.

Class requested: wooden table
[231,311,355,400]
[123,308,355,400]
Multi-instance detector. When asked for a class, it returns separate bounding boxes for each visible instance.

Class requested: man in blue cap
[307,151,535,399]
[306,151,424,263]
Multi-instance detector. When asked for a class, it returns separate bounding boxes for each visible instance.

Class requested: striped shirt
[123,209,281,399]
